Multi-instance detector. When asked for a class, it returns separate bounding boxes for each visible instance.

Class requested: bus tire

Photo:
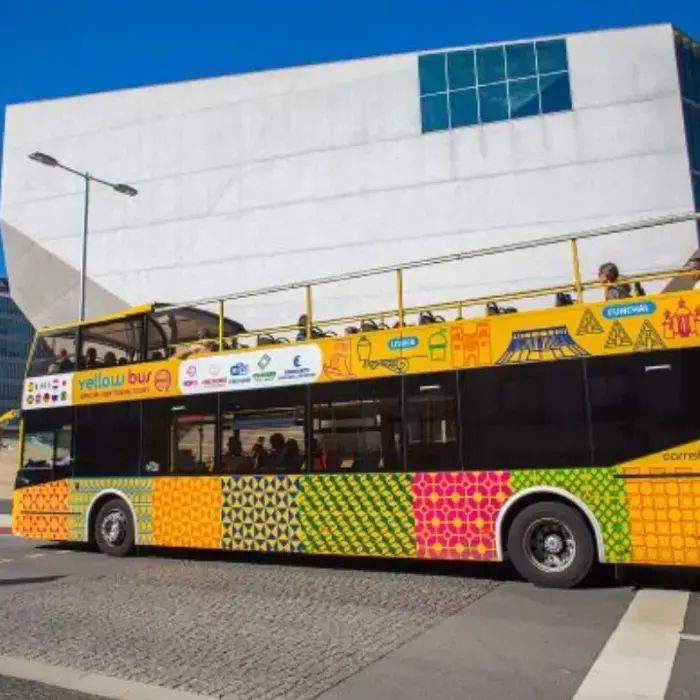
[506,501,594,588]
[94,498,135,557]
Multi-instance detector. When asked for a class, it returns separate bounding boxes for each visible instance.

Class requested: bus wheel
[94,498,134,557]
[507,501,594,588]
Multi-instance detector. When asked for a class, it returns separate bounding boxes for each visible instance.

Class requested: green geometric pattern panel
[299,473,416,556]
[67,478,153,544]
[510,468,631,563]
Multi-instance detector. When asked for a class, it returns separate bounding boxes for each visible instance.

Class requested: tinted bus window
[18,408,73,486]
[587,350,690,465]
[74,402,141,477]
[461,360,591,470]
[221,387,307,474]
[311,378,402,473]
[28,330,77,377]
[405,371,460,471]
[79,318,143,368]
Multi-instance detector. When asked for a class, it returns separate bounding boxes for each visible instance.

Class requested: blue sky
[0,0,698,277]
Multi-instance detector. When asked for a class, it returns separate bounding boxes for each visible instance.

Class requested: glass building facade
[0,279,33,429]
[675,30,699,212]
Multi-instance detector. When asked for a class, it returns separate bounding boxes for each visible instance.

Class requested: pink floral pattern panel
[412,471,512,560]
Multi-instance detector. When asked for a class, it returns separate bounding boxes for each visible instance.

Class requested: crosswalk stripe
[573,589,689,700]
[680,633,700,643]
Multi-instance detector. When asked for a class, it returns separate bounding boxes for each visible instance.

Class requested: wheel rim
[522,517,576,574]
[100,509,128,547]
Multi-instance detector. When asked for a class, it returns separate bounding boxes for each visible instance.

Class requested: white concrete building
[1,22,698,331]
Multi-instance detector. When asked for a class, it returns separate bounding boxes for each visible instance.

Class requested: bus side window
[311,379,402,473]
[28,330,78,377]
[460,360,591,470]
[404,371,460,472]
[587,351,687,465]
[221,387,306,475]
[18,407,73,486]
[74,403,141,477]
[79,318,144,368]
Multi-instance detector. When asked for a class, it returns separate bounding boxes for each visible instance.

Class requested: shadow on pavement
[0,575,66,587]
[30,540,700,591]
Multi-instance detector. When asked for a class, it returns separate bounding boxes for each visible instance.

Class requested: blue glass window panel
[508,78,539,118]
[540,72,572,113]
[449,89,478,127]
[476,46,505,84]
[536,39,568,74]
[676,38,699,104]
[693,173,700,212]
[419,53,446,96]
[479,83,508,122]
[421,93,449,132]
[506,43,536,80]
[447,50,476,90]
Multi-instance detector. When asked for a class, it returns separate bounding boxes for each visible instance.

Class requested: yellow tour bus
[10,218,700,588]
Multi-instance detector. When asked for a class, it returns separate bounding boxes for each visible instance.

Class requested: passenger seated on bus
[51,349,74,373]
[84,347,100,369]
[296,314,329,341]
[555,292,574,307]
[418,311,446,325]
[281,438,303,473]
[102,351,117,367]
[117,357,128,365]
[269,432,287,471]
[150,351,164,361]
[598,262,645,300]
[486,302,518,315]
[251,437,268,472]
[221,435,250,474]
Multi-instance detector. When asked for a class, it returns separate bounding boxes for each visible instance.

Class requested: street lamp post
[28,152,138,321]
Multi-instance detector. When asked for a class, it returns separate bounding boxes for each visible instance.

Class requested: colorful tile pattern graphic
[221,475,302,552]
[12,481,69,540]
[623,466,700,566]
[412,471,511,560]
[510,468,631,563]
[67,479,153,544]
[152,477,222,548]
[300,473,415,556]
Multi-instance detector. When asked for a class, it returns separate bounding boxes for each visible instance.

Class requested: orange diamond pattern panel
[625,471,700,566]
[12,481,70,540]
[152,477,223,549]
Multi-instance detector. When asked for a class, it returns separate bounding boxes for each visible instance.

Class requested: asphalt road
[0,535,697,700]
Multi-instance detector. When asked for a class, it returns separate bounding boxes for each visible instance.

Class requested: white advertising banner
[178,345,322,395]
[22,373,73,411]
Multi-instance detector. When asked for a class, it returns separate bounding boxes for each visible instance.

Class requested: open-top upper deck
[21,211,700,410]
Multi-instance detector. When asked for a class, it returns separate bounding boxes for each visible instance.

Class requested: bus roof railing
[36,210,700,355]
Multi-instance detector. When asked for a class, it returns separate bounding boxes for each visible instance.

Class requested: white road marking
[53,550,71,555]
[573,589,689,700]
[24,553,45,559]
[0,558,12,564]
[0,654,216,700]
[680,633,700,643]
[0,515,11,527]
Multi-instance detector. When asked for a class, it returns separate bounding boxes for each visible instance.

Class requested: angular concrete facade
[1,23,698,330]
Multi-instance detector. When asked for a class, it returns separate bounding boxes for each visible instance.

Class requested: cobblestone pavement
[0,556,497,699]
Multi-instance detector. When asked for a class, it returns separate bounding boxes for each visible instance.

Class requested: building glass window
[419,37,572,133]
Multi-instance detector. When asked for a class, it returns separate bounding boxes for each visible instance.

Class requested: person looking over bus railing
[598,262,645,300]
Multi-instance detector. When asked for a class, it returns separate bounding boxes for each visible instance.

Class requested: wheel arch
[85,489,139,545]
[496,486,606,563]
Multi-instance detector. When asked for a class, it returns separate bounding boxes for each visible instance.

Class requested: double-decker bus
[11,221,700,588]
